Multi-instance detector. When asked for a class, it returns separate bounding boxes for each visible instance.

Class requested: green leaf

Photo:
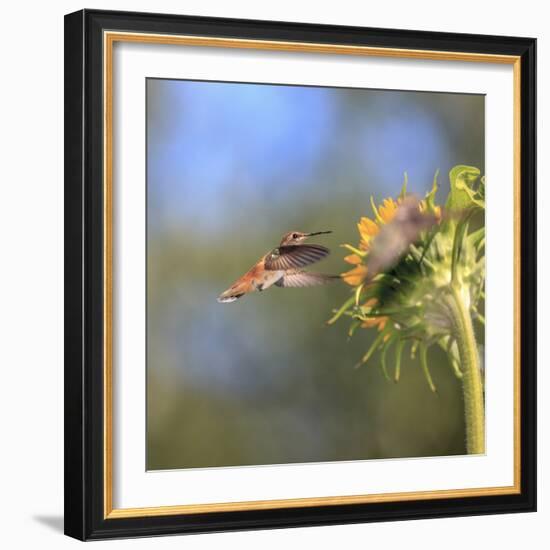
[476,237,485,254]
[361,304,419,318]
[399,172,408,200]
[370,196,384,224]
[477,175,486,204]
[446,165,482,212]
[419,343,437,392]
[418,227,438,267]
[425,169,439,213]
[348,319,362,339]
[468,226,485,247]
[340,244,367,257]
[394,339,405,382]
[439,336,463,379]
[472,305,485,326]
[355,330,386,369]
[327,295,356,325]
[380,340,392,382]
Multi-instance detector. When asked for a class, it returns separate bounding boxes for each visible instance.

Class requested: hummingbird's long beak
[305,231,332,237]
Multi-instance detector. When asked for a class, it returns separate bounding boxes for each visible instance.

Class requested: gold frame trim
[103,31,522,519]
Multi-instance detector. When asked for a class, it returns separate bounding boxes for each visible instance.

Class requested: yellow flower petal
[344,254,362,265]
[358,217,379,243]
[361,318,381,328]
[341,265,368,286]
[359,239,370,251]
[379,198,397,223]
[360,316,388,331]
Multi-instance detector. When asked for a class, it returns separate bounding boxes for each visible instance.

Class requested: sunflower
[329,166,487,454]
[330,167,485,387]
[341,198,398,286]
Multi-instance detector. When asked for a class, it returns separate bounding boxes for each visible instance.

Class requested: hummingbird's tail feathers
[275,271,340,288]
[217,292,244,304]
[217,282,247,303]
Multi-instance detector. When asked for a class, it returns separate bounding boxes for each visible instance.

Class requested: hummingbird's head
[280,230,332,246]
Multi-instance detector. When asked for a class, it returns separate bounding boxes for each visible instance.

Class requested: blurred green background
[146,78,484,470]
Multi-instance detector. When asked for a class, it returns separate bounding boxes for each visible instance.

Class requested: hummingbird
[217,231,338,303]
[365,196,439,278]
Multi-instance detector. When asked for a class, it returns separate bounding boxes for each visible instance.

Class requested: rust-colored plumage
[217,231,337,303]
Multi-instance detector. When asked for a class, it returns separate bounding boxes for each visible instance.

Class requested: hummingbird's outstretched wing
[365,196,438,277]
[275,270,339,288]
[264,244,330,271]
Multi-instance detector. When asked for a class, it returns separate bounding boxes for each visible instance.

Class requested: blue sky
[147,79,484,237]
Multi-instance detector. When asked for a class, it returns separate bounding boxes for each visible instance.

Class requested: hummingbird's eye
[292,233,299,239]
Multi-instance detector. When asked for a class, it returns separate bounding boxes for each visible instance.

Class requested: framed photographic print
[64,9,536,541]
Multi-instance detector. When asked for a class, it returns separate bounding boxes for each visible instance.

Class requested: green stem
[446,286,485,454]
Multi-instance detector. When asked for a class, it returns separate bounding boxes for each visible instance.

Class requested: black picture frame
[64,8,536,541]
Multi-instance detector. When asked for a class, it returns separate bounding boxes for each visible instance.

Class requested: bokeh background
[146,78,484,470]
